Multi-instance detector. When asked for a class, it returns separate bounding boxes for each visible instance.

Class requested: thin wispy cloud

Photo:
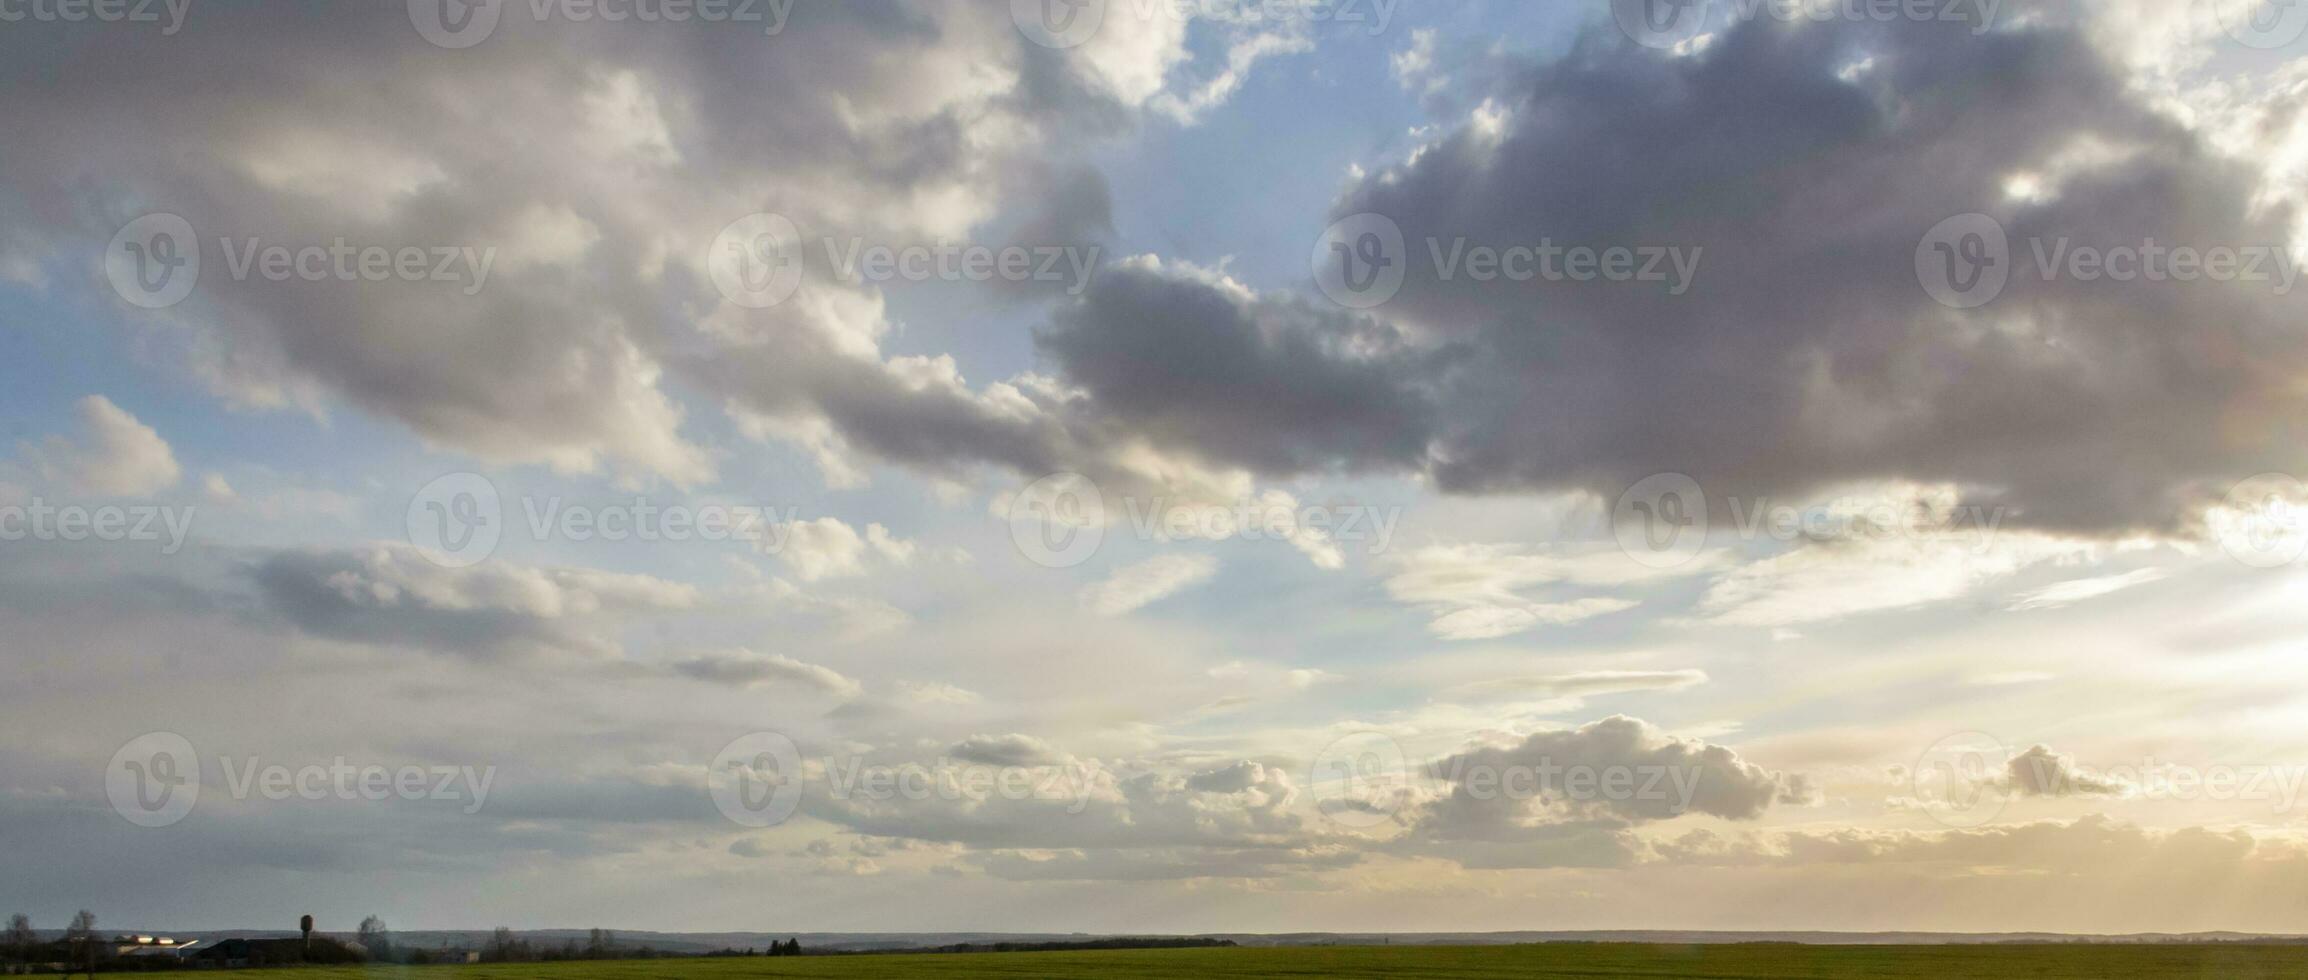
[1080,554,1221,616]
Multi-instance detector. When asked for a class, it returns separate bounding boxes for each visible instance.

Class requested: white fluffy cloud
[769,518,926,582]
[949,734,1063,767]
[24,395,181,497]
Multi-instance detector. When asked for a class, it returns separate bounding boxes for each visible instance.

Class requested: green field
[191,942,2308,978]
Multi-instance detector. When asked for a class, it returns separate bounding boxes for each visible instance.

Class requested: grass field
[191,942,2308,978]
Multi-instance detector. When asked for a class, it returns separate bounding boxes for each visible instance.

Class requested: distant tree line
[706,938,806,957]
[4,911,104,976]
[479,926,699,964]
[2,912,811,972]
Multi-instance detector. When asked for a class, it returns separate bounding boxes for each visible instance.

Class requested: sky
[5,0,2308,937]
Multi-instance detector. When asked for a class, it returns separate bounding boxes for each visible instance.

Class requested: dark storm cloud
[1036,11,2308,534]
[1039,260,1442,476]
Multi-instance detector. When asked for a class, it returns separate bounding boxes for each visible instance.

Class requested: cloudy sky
[6,0,2308,936]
